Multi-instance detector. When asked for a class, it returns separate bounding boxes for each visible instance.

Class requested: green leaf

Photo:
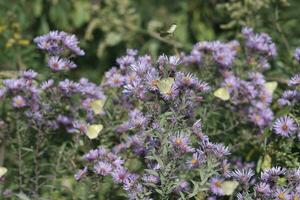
[15,193,31,200]
[105,32,122,46]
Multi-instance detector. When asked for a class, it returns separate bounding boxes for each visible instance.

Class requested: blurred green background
[1,0,299,83]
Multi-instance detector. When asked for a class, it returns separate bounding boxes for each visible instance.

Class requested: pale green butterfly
[0,166,7,178]
[86,124,103,139]
[213,87,230,101]
[264,81,278,95]
[221,181,239,195]
[90,99,106,115]
[157,77,175,95]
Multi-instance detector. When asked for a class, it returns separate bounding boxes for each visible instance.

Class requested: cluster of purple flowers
[1,69,105,135]
[76,146,149,199]
[274,49,300,139]
[0,32,105,138]
[34,31,84,72]
[223,72,274,132]
[1,70,40,111]
[235,167,300,200]
[181,40,239,68]
[179,28,277,133]
[242,27,277,70]
[76,49,235,199]
[278,73,300,107]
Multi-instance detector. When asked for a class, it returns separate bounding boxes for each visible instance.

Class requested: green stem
[16,120,23,192]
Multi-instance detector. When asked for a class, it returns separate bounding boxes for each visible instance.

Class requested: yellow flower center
[191,159,198,164]
[278,192,286,200]
[175,139,182,145]
[215,181,222,188]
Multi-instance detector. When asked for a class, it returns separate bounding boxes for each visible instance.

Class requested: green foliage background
[1,0,298,82]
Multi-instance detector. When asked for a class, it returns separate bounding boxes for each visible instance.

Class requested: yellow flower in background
[5,38,15,48]
[18,39,30,46]
[0,25,5,33]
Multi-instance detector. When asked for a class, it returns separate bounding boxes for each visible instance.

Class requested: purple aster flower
[212,143,230,158]
[287,168,300,184]
[192,120,203,136]
[41,79,54,90]
[222,75,239,93]
[83,149,98,161]
[273,188,290,200]
[170,132,194,153]
[161,84,179,101]
[195,80,210,93]
[288,74,300,86]
[294,48,300,63]
[128,109,148,130]
[117,55,136,70]
[213,47,236,67]
[97,146,108,157]
[3,79,26,91]
[12,95,27,108]
[22,69,38,79]
[34,30,61,52]
[175,72,198,88]
[74,166,87,181]
[254,182,271,197]
[230,169,254,185]
[61,33,85,56]
[248,72,265,86]
[242,27,254,37]
[290,193,300,200]
[278,90,300,106]
[173,180,190,193]
[123,78,147,100]
[73,121,88,134]
[59,79,81,95]
[106,73,125,87]
[115,122,130,134]
[64,59,77,70]
[142,174,160,184]
[181,49,202,65]
[126,49,138,56]
[48,56,67,72]
[168,55,181,68]
[261,167,286,183]
[210,178,224,196]
[34,31,84,56]
[111,156,124,168]
[57,115,72,126]
[273,116,297,137]
[112,167,129,183]
[244,28,277,58]
[93,161,112,176]
[130,57,151,76]
[187,151,204,168]
[207,197,216,200]
[145,70,160,91]
[123,174,140,191]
